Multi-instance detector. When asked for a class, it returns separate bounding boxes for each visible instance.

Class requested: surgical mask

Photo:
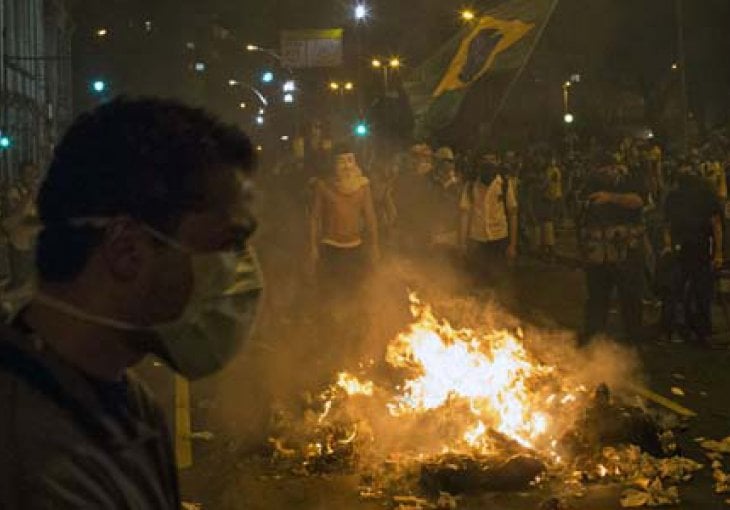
[34,220,263,380]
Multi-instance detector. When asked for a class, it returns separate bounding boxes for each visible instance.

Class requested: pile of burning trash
[267,295,703,508]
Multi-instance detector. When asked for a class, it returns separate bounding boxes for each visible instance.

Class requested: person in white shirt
[459,153,518,289]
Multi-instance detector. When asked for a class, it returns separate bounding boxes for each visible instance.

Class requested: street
[174,226,730,510]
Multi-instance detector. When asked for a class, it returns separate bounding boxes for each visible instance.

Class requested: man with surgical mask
[0,98,262,508]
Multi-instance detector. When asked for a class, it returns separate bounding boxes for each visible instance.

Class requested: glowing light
[239,102,247,109]
[262,71,274,83]
[91,80,106,93]
[329,81,340,91]
[354,122,369,137]
[228,79,239,86]
[354,3,369,20]
[344,82,354,91]
[96,28,108,37]
[283,93,294,104]
[255,115,264,125]
[256,145,263,151]
[461,9,476,22]
[283,80,296,92]
[389,57,401,69]
[280,135,290,141]
[671,62,679,70]
[194,62,206,72]
[564,113,575,124]
[0,135,11,149]
[325,293,589,456]
[371,59,382,69]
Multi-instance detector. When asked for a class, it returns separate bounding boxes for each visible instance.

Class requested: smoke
[197,168,643,457]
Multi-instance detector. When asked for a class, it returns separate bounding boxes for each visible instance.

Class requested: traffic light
[354,121,370,137]
[261,71,274,84]
[0,134,11,150]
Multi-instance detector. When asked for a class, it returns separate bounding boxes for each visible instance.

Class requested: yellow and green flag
[407,0,557,138]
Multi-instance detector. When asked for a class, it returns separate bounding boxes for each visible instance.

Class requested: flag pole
[675,0,689,154]
[485,0,560,135]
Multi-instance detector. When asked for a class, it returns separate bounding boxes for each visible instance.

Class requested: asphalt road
[172,248,730,510]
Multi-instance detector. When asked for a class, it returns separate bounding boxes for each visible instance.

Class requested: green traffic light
[354,122,369,137]
[0,135,11,149]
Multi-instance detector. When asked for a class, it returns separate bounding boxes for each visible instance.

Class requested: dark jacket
[0,323,180,509]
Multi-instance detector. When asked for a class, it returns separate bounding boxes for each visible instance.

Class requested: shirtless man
[309,149,380,298]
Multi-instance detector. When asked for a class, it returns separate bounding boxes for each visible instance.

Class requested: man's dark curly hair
[36,96,255,282]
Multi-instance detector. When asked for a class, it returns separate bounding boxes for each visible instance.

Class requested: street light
[96,28,108,37]
[283,80,296,92]
[283,93,294,104]
[329,81,355,96]
[564,113,575,124]
[194,62,206,72]
[255,115,265,126]
[371,57,401,91]
[239,102,247,109]
[562,80,572,116]
[246,44,259,52]
[228,79,240,87]
[354,3,369,21]
[460,9,476,22]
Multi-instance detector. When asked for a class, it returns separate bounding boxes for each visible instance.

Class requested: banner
[406,0,557,138]
[281,29,344,69]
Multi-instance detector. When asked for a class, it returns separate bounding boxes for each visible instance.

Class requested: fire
[336,372,374,396]
[332,294,586,456]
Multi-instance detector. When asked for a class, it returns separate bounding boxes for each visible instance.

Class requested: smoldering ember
[3,1,730,510]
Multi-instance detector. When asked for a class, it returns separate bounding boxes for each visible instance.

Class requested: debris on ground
[670,387,685,397]
[620,478,679,507]
[701,437,730,454]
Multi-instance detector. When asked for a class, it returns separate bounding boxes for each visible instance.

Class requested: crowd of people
[296,125,730,348]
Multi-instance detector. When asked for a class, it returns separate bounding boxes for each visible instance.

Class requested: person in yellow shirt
[536,157,562,261]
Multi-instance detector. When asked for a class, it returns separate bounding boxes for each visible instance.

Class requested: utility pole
[675,0,689,154]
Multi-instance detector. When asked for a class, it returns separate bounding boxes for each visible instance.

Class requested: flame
[598,464,609,477]
[337,372,374,396]
[322,294,586,457]
[383,295,567,449]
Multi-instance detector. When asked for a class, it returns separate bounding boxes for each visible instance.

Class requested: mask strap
[66,216,188,253]
[34,292,140,332]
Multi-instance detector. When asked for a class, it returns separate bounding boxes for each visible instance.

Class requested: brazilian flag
[407,0,557,139]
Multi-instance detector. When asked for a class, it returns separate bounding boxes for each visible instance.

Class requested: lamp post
[562,80,571,115]
[371,57,401,92]
[328,80,355,97]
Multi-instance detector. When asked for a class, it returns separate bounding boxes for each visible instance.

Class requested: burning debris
[267,294,702,508]
[697,436,730,496]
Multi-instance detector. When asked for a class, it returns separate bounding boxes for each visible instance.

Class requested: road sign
[281,29,343,69]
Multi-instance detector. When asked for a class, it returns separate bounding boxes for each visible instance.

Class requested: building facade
[0,0,73,183]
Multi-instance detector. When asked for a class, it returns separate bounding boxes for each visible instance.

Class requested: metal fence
[0,0,72,286]
[1,0,72,181]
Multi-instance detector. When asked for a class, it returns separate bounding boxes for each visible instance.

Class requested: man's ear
[101,221,149,282]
